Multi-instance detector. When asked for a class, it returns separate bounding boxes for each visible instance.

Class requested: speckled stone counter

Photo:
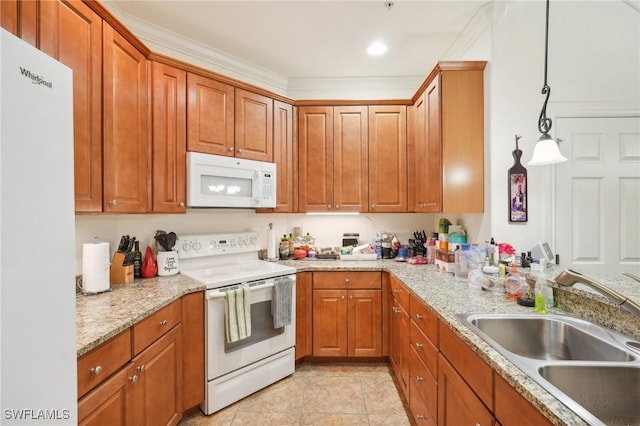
[283,259,640,426]
[76,259,639,425]
[76,274,205,357]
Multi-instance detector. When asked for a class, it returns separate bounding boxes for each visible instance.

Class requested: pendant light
[527,0,568,166]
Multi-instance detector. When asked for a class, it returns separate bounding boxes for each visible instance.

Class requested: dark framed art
[509,135,528,222]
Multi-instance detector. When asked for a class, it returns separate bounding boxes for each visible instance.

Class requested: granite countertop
[76,259,640,425]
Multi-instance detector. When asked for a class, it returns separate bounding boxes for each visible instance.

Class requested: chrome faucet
[554,269,640,320]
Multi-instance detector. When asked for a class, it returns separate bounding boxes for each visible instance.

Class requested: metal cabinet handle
[392,307,401,314]
[335,204,340,208]
[345,278,350,284]
[229,147,234,151]
[90,366,102,375]
[416,376,424,382]
[371,204,375,209]
[129,375,138,383]
[415,342,424,349]
[137,365,145,373]
[416,314,424,320]
[416,414,425,420]
[237,148,243,153]
[159,320,168,326]
[349,295,354,300]
[179,202,185,208]
[108,199,117,206]
[327,205,331,209]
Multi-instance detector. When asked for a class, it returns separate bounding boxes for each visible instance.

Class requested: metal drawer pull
[416,414,425,420]
[345,278,350,284]
[159,320,168,326]
[137,365,145,373]
[416,314,424,320]
[415,342,424,348]
[416,376,424,382]
[392,307,401,313]
[90,366,102,375]
[129,375,138,383]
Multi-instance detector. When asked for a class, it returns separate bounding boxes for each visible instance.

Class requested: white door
[554,116,640,276]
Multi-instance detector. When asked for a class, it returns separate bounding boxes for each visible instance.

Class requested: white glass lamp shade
[527,134,568,166]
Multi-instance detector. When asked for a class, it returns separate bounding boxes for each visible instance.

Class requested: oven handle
[206,282,274,300]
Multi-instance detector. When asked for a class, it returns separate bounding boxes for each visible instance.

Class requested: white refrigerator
[0,29,77,424]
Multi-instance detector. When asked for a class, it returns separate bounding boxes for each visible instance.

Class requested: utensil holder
[110,252,134,284]
[157,251,179,276]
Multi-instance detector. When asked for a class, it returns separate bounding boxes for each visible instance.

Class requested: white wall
[450,0,640,255]
[74,0,639,274]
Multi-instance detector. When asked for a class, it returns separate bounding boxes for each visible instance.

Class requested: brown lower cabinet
[385,274,555,426]
[311,271,382,357]
[77,293,204,425]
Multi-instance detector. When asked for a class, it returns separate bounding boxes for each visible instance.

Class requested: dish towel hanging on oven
[271,276,294,328]
[225,286,251,343]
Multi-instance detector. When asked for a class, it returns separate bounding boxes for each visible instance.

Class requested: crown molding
[443,1,498,60]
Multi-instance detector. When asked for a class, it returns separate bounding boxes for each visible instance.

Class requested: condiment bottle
[133,241,142,278]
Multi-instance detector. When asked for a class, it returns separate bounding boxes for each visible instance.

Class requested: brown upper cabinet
[102,23,150,213]
[234,88,274,162]
[272,100,295,212]
[409,62,486,213]
[152,61,187,213]
[298,106,369,212]
[186,73,235,156]
[368,105,408,212]
[40,0,103,213]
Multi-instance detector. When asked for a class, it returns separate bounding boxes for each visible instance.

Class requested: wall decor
[509,134,528,222]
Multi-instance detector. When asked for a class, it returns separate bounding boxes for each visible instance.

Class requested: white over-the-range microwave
[187,152,277,209]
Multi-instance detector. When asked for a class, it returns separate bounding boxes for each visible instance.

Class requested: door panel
[555,116,640,275]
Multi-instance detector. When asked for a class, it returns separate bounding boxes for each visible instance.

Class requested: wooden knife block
[110,252,134,284]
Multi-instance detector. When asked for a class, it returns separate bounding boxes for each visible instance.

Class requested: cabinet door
[368,105,407,212]
[78,365,133,426]
[235,88,273,161]
[103,24,150,213]
[438,354,493,426]
[390,298,409,397]
[40,0,103,213]
[272,100,295,212]
[441,69,484,212]
[129,325,183,426]
[152,62,187,213]
[347,289,381,356]
[298,106,333,212]
[296,272,313,361]
[0,1,18,36]
[181,292,204,411]
[312,289,347,357]
[333,106,368,212]
[186,73,234,156]
[408,85,441,213]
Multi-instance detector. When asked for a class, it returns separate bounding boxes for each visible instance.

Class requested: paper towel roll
[267,228,276,261]
[82,242,110,294]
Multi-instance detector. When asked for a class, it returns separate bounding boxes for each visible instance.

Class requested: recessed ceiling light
[367,41,387,56]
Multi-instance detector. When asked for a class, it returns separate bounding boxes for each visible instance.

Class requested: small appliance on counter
[82,240,111,294]
[531,241,554,264]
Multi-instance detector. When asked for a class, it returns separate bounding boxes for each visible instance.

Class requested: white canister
[157,251,179,276]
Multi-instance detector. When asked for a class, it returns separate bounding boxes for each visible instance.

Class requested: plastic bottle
[504,263,524,301]
[534,264,548,314]
[540,259,554,309]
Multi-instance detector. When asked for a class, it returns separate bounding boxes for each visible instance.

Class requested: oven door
[205,275,296,381]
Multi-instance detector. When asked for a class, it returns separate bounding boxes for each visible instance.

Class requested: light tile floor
[179,363,412,426]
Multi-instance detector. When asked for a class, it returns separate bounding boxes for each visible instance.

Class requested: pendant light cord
[538,0,552,136]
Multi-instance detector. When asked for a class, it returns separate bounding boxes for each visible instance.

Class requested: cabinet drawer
[313,271,381,289]
[77,329,132,398]
[409,346,437,424]
[389,275,409,311]
[439,322,493,409]
[409,294,438,344]
[495,373,552,426]
[132,299,181,355]
[409,320,437,378]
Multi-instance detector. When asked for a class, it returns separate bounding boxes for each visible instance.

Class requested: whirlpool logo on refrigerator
[19,67,53,88]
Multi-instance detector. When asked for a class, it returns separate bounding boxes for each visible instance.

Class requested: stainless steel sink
[456,313,640,426]
[466,315,634,361]
[538,364,640,426]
